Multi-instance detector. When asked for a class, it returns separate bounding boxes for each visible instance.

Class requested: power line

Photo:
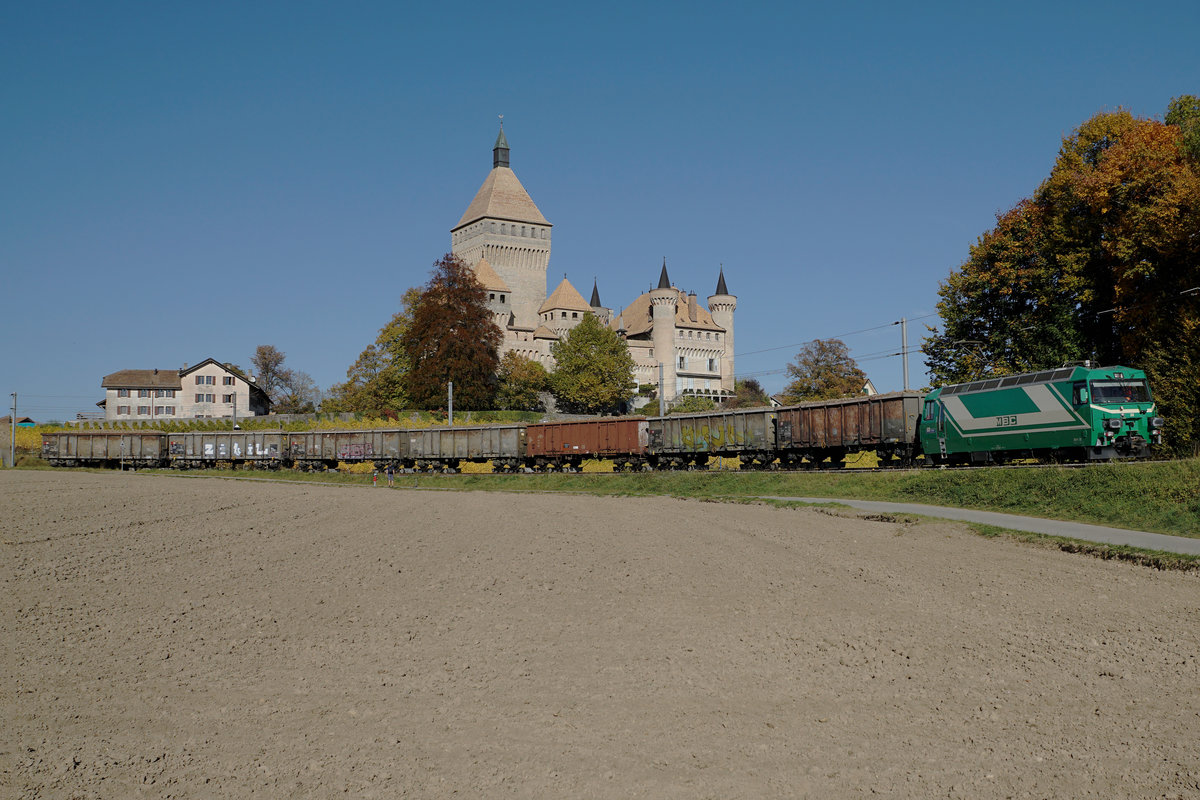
[735,313,936,358]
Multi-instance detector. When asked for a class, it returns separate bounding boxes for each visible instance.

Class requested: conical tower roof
[589,279,602,308]
[454,130,550,230]
[714,265,729,295]
[657,258,671,290]
[473,256,510,292]
[539,277,592,314]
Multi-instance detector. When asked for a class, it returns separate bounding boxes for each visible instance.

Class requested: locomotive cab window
[1090,380,1150,404]
[1072,381,1089,405]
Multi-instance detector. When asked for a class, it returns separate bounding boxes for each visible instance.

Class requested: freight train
[42,364,1162,472]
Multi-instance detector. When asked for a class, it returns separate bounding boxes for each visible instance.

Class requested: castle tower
[707,266,737,392]
[650,259,679,400]
[451,124,552,331]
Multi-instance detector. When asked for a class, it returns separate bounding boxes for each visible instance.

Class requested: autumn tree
[780,339,867,403]
[495,352,550,411]
[723,378,770,409]
[250,345,291,405]
[549,313,636,414]
[401,254,501,411]
[325,287,420,414]
[273,371,322,414]
[924,100,1200,454]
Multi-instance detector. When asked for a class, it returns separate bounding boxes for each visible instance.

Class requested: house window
[117,405,130,415]
[137,405,150,415]
[223,376,235,386]
[196,376,203,385]
[117,388,129,398]
[138,389,150,398]
[162,406,176,416]
[222,394,234,403]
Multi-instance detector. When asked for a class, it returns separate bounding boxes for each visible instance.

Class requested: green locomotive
[919,363,1163,465]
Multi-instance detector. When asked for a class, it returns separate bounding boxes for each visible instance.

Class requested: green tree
[1165,94,1200,161]
[549,313,636,414]
[780,339,867,403]
[325,287,420,414]
[922,199,1083,383]
[495,352,549,411]
[723,378,770,409]
[402,254,501,411]
[667,395,716,415]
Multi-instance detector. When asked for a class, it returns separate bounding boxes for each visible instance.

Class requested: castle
[450,126,736,402]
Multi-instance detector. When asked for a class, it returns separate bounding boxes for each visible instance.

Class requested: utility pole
[232,393,238,429]
[658,364,665,416]
[893,318,911,391]
[9,393,15,468]
[447,381,454,426]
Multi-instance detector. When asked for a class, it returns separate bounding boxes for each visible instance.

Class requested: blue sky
[3,1,1197,420]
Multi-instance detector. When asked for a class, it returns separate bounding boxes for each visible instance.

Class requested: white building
[99,358,270,421]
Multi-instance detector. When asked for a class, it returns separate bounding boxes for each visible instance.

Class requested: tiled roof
[101,369,183,389]
[473,256,511,291]
[539,278,592,313]
[533,325,560,340]
[610,287,725,337]
[454,166,550,229]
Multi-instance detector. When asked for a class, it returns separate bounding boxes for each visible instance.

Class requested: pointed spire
[493,116,510,168]
[657,258,671,290]
[715,264,729,295]
[590,278,602,308]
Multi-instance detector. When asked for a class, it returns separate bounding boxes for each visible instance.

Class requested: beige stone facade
[450,127,736,403]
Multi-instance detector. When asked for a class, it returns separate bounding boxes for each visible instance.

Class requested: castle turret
[589,278,612,327]
[650,259,679,401]
[707,265,736,393]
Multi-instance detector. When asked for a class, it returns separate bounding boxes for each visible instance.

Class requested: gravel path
[762,497,1200,554]
[4,471,1198,798]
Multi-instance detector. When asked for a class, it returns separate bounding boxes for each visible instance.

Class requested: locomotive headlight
[1105,418,1123,431]
[1151,417,1165,429]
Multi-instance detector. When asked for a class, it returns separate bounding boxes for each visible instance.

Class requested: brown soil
[3,471,1198,798]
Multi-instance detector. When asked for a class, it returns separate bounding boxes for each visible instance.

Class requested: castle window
[678,356,686,369]
[490,293,495,300]
[561,312,567,319]
[500,294,505,303]
[572,312,578,319]
[708,358,717,371]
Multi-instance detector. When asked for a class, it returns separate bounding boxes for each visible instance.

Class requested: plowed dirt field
[3,471,1198,798]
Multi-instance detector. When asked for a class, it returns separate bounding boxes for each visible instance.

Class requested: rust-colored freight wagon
[775,391,923,468]
[42,431,167,468]
[525,418,649,471]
